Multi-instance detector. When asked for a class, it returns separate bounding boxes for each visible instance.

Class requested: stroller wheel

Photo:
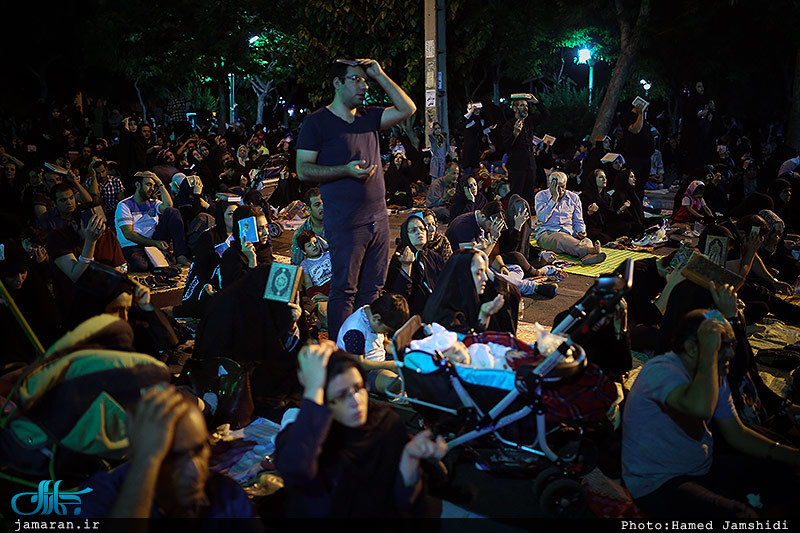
[557,438,599,476]
[268,221,284,238]
[532,466,562,498]
[538,478,588,517]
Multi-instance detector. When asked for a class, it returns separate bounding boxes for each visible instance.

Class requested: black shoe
[534,282,558,298]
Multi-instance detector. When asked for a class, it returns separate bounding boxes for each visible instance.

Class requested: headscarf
[422,250,483,333]
[170,172,187,195]
[683,180,705,210]
[387,214,445,316]
[396,213,427,251]
[611,168,644,225]
[170,173,196,208]
[237,145,249,167]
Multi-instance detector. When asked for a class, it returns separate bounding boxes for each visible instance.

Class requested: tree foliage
[276,0,424,105]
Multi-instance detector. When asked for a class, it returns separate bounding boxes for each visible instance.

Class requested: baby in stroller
[408,322,567,372]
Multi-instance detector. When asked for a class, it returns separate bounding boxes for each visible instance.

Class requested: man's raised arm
[358,60,416,130]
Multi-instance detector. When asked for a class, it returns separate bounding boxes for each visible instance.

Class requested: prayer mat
[556,247,659,279]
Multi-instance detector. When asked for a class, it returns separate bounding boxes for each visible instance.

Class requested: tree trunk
[28,65,48,103]
[256,93,266,126]
[590,0,651,139]
[218,79,228,128]
[786,48,800,152]
[133,79,147,123]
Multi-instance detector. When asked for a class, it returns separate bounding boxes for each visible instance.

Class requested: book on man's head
[44,162,70,175]
[681,252,743,290]
[632,96,649,109]
[543,134,556,146]
[263,263,304,303]
[600,153,624,165]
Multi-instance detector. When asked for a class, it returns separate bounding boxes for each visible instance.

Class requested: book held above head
[600,153,625,165]
[632,96,649,109]
[510,93,538,104]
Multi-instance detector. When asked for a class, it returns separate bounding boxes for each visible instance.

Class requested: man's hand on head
[127,387,190,466]
[357,59,383,79]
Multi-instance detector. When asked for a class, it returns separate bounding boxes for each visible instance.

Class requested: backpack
[0,315,170,478]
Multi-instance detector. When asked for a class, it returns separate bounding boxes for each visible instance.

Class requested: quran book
[263,263,304,303]
[681,252,743,290]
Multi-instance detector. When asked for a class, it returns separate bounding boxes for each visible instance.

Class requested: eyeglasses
[327,383,365,405]
[344,75,368,85]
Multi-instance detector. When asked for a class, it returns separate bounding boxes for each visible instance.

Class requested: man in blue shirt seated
[445,200,505,252]
[534,171,606,265]
[623,286,800,518]
[79,387,255,520]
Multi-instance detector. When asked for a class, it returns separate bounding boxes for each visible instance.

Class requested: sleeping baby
[407,323,560,370]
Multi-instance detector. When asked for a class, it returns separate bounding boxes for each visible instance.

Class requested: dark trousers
[508,167,536,206]
[326,218,390,339]
[122,207,188,272]
[500,251,538,278]
[634,454,799,519]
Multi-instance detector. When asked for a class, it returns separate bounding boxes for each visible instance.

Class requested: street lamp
[640,78,651,96]
[577,48,593,105]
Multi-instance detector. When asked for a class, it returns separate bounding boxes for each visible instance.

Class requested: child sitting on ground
[297,230,332,329]
[336,293,409,395]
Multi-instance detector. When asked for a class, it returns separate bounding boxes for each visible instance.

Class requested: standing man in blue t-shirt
[296,59,416,338]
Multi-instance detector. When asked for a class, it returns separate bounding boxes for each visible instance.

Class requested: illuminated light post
[577,47,593,105]
[640,78,651,96]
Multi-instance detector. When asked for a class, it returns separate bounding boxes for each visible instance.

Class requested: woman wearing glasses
[274,341,447,518]
[386,213,446,316]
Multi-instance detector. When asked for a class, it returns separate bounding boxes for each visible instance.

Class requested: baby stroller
[386,260,634,516]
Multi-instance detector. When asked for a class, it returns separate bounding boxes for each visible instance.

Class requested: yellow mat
[555,247,659,278]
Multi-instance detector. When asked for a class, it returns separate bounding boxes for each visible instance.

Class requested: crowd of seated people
[2,82,800,524]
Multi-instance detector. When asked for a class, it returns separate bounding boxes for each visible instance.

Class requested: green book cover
[263,263,303,303]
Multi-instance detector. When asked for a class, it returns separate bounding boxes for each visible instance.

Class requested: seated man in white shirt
[115,171,191,271]
[534,171,605,265]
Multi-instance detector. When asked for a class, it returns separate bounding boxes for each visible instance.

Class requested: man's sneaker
[581,252,607,265]
[533,282,558,298]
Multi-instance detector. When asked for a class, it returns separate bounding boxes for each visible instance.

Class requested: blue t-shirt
[297,106,387,229]
[621,352,736,499]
